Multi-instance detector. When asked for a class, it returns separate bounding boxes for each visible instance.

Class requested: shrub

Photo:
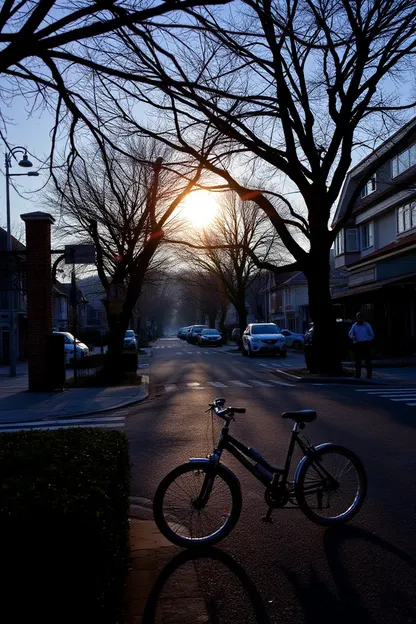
[0,428,131,623]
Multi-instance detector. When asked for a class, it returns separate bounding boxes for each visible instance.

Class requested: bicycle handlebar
[208,401,246,420]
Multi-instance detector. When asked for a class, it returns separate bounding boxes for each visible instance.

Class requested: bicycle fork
[191,452,221,510]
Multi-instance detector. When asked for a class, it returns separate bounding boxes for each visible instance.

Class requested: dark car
[197,329,223,347]
[187,325,209,344]
[304,320,353,372]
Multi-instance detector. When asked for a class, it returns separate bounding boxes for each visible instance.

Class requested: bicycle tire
[295,444,367,526]
[153,461,242,548]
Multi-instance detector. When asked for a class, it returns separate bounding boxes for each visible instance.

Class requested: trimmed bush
[0,428,131,623]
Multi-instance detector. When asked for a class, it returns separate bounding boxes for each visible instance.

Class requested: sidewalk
[125,501,209,624]
[0,364,150,423]
[273,365,415,385]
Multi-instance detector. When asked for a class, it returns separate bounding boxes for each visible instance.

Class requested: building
[332,117,416,355]
[263,271,309,333]
[53,282,70,331]
[0,227,27,364]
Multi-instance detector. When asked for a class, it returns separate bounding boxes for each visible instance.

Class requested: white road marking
[187,382,203,388]
[229,380,251,387]
[269,379,295,387]
[165,384,179,392]
[207,381,228,388]
[247,380,274,387]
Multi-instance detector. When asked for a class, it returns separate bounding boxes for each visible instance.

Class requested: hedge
[0,428,131,623]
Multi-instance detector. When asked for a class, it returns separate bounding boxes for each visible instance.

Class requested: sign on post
[107,283,126,315]
[64,244,96,265]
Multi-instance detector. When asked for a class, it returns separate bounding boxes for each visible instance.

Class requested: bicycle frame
[214,420,313,488]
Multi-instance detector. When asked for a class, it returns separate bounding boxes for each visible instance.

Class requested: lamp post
[4,147,39,376]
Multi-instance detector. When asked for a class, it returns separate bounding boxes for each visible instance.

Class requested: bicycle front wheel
[153,461,242,548]
[295,444,367,526]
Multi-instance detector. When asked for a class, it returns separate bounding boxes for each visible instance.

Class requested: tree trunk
[105,311,129,381]
[304,249,342,376]
[233,297,247,350]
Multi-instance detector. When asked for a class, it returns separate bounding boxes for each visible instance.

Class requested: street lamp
[4,146,39,376]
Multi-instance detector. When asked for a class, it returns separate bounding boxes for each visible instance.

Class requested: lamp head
[18,153,33,168]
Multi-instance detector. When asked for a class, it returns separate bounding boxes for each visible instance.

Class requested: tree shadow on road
[281,525,416,624]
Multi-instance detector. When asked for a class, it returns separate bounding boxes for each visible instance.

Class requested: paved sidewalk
[125,502,209,624]
[0,371,149,423]
[273,365,415,385]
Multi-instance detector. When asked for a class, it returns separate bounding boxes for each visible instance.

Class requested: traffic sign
[107,283,126,302]
[64,244,96,264]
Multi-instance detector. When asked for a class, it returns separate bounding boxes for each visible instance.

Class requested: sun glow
[180,190,219,228]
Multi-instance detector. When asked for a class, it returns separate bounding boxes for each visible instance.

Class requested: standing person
[349,312,374,379]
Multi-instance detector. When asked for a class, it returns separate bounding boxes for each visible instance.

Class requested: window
[361,222,374,250]
[346,229,359,252]
[391,142,416,177]
[397,201,416,233]
[360,175,377,198]
[334,229,345,256]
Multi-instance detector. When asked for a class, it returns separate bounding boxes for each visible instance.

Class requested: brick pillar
[21,212,55,391]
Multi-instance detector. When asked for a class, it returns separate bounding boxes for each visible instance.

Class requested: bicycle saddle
[281,410,317,423]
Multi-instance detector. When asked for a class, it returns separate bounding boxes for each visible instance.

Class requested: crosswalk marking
[165,384,179,392]
[247,380,274,387]
[207,381,227,388]
[355,386,416,408]
[269,379,297,387]
[355,387,416,392]
[229,380,251,387]
[187,382,203,388]
[0,414,126,433]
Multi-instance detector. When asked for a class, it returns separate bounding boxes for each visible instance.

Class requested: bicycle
[153,398,367,548]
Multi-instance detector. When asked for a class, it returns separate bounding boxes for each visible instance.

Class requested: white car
[124,329,138,350]
[281,329,304,349]
[53,331,89,359]
[242,323,286,357]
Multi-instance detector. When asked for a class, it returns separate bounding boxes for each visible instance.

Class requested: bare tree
[176,269,229,328]
[0,0,230,165]
[103,0,416,372]
[48,140,203,377]
[177,193,282,342]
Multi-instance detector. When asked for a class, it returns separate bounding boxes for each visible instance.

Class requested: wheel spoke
[160,466,234,543]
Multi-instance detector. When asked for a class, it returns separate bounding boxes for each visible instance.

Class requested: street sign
[64,244,96,265]
[107,283,126,302]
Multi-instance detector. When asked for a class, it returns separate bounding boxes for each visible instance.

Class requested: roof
[0,227,26,252]
[347,232,416,268]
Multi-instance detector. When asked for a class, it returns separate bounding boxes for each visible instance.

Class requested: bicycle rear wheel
[153,461,242,548]
[295,444,367,526]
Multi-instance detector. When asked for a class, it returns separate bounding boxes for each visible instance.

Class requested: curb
[0,375,150,425]
[271,369,389,385]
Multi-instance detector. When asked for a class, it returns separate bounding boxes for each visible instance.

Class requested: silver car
[242,323,286,357]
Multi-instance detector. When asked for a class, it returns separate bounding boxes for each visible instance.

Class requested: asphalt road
[127,338,416,624]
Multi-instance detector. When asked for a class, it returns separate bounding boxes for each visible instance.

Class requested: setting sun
[180,190,219,228]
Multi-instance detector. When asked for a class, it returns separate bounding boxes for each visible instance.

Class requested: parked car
[53,331,89,360]
[281,329,304,349]
[197,329,223,347]
[187,325,209,344]
[242,323,286,357]
[124,329,138,350]
[178,327,191,340]
[231,328,240,343]
[303,320,353,372]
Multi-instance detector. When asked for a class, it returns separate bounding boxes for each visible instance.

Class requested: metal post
[5,153,16,377]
